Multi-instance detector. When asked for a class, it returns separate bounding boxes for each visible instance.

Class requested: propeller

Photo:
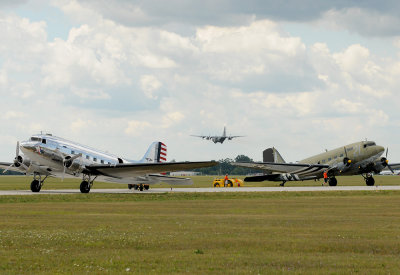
[381,147,394,173]
[343,147,352,167]
[3,142,26,173]
[54,149,82,181]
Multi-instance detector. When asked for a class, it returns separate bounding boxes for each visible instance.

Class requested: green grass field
[1,176,400,274]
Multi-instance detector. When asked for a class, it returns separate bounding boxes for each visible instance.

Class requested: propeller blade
[69,153,82,162]
[21,163,29,171]
[62,166,66,182]
[386,147,389,158]
[2,163,14,174]
[387,164,394,174]
[16,141,20,157]
[344,146,348,157]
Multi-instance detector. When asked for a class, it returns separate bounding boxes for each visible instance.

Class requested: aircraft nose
[20,141,36,153]
[377,145,385,154]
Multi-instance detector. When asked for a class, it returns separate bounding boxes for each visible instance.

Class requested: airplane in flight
[191,126,244,144]
[233,140,400,186]
[0,134,217,193]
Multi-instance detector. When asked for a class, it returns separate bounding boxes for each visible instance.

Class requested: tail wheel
[139,184,144,191]
[133,185,139,190]
[144,185,149,190]
[128,184,133,189]
[30,180,41,192]
[228,182,233,187]
[80,181,90,193]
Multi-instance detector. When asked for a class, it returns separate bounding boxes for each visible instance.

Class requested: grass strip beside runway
[1,191,400,274]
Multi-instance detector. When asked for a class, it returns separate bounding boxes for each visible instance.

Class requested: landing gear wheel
[30,180,41,192]
[133,185,139,190]
[144,185,149,190]
[214,183,220,187]
[80,181,90,193]
[139,184,144,191]
[366,177,375,186]
[328,177,337,186]
[280,181,286,187]
[128,184,133,189]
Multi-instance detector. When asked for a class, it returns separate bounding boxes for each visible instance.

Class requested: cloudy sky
[1,0,400,163]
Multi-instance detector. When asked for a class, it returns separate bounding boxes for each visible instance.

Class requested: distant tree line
[0,169,23,175]
[193,155,256,175]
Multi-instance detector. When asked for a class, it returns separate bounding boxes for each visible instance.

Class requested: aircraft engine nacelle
[337,157,352,172]
[14,155,31,170]
[373,157,388,173]
[63,155,84,173]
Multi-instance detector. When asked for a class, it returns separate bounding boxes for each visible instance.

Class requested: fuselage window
[42,139,46,144]
[322,160,326,163]
[108,162,111,165]
[71,150,75,154]
[334,156,337,159]
[340,154,344,157]
[101,160,104,164]
[328,158,332,161]
[93,157,97,162]
[86,155,90,160]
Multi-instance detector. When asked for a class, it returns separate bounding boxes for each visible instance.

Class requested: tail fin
[263,147,285,163]
[140,142,167,163]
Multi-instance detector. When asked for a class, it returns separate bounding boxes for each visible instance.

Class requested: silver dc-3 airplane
[0,134,217,193]
[191,126,244,144]
[233,140,400,186]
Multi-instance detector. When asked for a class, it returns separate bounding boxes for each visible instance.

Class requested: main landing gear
[80,174,97,193]
[128,184,150,191]
[30,173,48,192]
[328,177,337,186]
[362,173,375,186]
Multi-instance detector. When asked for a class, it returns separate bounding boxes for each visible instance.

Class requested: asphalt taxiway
[1,185,400,195]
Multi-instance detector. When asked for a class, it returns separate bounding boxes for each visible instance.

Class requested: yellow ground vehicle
[213,178,243,187]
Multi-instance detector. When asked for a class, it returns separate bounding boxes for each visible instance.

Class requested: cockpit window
[364,142,376,148]
[42,139,46,144]
[30,137,41,142]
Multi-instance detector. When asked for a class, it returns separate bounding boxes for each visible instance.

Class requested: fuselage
[300,141,385,176]
[19,134,130,176]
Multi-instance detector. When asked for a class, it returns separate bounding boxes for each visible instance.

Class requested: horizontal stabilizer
[244,174,281,182]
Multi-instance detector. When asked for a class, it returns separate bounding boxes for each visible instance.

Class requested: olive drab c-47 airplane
[233,140,400,186]
[0,134,217,193]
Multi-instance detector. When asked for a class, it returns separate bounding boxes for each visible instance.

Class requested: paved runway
[1,185,400,195]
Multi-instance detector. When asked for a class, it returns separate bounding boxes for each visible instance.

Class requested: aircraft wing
[233,162,329,175]
[190,135,210,138]
[85,161,217,178]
